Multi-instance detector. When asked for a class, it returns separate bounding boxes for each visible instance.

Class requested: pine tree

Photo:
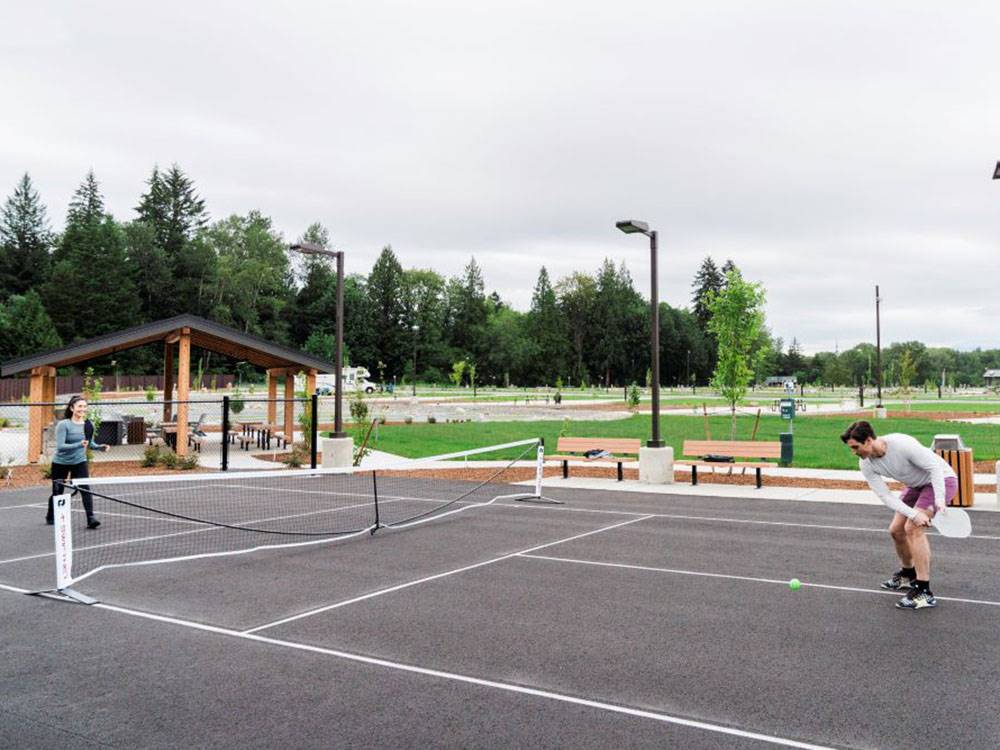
[46,172,139,341]
[132,164,211,320]
[526,266,567,384]
[691,257,724,331]
[366,245,407,378]
[0,173,52,299]
[448,257,488,360]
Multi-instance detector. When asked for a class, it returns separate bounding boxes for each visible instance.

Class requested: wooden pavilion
[0,314,336,462]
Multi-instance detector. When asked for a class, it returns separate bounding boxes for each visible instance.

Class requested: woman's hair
[63,395,86,419]
[840,420,876,444]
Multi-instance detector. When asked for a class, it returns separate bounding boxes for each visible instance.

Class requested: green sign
[780,398,795,420]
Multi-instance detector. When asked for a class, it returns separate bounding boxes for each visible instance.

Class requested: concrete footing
[321,437,354,468]
[639,445,674,484]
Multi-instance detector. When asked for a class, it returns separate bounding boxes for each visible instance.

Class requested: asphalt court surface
[2,481,999,749]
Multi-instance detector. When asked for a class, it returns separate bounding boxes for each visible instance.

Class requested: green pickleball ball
[789,578,801,591]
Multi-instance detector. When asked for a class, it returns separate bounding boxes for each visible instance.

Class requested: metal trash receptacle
[779,433,793,466]
[932,434,974,507]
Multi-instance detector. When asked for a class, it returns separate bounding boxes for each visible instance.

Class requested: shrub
[427,415,436,424]
[404,416,413,425]
[284,443,308,468]
[159,451,179,469]
[178,454,199,470]
[145,385,157,402]
[141,446,162,467]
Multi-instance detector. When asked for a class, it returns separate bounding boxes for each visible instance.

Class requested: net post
[501,438,563,505]
[26,491,98,605]
[310,393,319,469]
[221,396,230,472]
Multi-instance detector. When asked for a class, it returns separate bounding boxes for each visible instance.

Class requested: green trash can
[779,432,793,466]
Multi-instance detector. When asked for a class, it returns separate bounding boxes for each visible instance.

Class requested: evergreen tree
[447,257,488,360]
[691,257,724,331]
[0,173,52,298]
[556,272,597,385]
[135,164,208,255]
[366,245,407,378]
[132,164,211,320]
[45,172,139,341]
[526,266,567,384]
[0,289,62,360]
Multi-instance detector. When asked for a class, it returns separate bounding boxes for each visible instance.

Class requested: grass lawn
[358,413,1000,469]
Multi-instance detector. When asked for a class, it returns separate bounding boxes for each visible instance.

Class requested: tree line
[1,167,998,388]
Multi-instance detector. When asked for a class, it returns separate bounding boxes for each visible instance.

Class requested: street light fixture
[615,219,664,448]
[411,323,419,397]
[290,241,345,438]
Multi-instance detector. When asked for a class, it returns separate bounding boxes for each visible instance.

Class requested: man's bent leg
[888,513,911,567]
[905,517,932,581]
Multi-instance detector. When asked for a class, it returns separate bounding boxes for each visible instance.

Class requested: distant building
[984,369,1000,387]
[764,375,796,387]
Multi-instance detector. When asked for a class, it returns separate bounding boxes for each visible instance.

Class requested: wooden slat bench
[548,437,642,482]
[675,440,782,489]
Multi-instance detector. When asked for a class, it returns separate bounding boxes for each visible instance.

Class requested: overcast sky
[2,2,998,354]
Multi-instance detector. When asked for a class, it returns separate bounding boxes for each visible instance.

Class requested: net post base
[494,491,564,505]
[26,587,99,605]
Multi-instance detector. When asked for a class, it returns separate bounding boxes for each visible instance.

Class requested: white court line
[243,515,653,634]
[0,502,46,511]
[0,586,831,750]
[518,554,1000,608]
[492,502,1000,541]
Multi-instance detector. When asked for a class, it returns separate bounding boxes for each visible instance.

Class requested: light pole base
[321,436,354,468]
[639,445,674,484]
[874,406,888,419]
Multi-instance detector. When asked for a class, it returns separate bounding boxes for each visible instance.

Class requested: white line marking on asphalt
[243,515,653,634]
[517,553,1000,607]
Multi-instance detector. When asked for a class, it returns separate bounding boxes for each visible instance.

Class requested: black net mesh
[54,440,539,587]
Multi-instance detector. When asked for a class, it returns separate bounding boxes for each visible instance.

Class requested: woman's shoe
[86,518,101,529]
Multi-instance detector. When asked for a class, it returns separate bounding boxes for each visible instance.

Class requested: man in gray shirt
[841,420,957,610]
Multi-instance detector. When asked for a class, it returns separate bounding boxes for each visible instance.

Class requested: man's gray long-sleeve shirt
[859,433,956,518]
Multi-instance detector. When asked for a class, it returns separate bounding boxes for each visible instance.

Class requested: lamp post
[411,323,419,397]
[875,284,883,409]
[290,242,346,437]
[615,219,664,448]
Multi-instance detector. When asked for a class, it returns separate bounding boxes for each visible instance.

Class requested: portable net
[52,438,544,593]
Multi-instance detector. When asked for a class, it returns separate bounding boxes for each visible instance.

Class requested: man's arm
[860,461,917,518]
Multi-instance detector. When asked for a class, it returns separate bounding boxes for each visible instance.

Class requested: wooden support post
[283,373,295,446]
[176,329,191,456]
[163,340,175,422]
[27,367,54,463]
[267,370,279,425]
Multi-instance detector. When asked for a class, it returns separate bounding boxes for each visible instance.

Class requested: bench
[548,437,642,482]
[675,440,782,489]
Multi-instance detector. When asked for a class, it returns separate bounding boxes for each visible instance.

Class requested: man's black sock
[914,579,930,593]
[902,566,916,578]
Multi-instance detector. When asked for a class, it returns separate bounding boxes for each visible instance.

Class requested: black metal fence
[0,396,321,477]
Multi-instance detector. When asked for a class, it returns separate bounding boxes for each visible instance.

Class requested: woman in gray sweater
[45,395,108,529]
